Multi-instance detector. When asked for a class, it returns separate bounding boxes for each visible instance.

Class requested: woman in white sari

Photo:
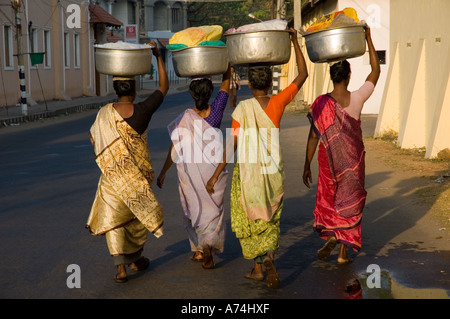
[157,68,231,269]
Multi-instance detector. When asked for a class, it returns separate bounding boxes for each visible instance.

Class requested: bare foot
[129,256,150,271]
[245,263,264,281]
[337,244,352,264]
[337,257,353,265]
[190,251,203,262]
[244,268,264,281]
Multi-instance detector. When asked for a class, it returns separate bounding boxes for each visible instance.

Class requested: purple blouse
[204,90,229,128]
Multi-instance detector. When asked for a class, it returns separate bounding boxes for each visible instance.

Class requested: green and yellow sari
[230,98,285,261]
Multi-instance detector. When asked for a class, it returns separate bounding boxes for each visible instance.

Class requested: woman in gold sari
[87,42,169,283]
[206,29,308,288]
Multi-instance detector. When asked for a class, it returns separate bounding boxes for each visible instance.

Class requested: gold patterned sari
[87,104,163,255]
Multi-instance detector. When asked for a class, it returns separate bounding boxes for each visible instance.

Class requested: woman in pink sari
[157,67,231,269]
[303,26,380,264]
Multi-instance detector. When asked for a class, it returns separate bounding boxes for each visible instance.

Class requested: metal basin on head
[172,46,229,77]
[94,46,152,76]
[303,26,366,63]
[225,30,292,66]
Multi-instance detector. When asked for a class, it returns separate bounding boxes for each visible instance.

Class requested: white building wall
[375,0,450,158]
[338,0,390,114]
[299,0,389,115]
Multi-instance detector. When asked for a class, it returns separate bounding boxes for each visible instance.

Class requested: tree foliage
[187,0,294,32]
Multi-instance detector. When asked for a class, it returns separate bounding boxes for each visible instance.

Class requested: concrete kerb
[0,82,189,128]
[0,98,116,127]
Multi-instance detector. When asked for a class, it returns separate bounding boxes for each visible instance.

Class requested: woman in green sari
[206,29,307,288]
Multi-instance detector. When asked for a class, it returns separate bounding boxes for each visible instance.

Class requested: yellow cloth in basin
[169,25,223,47]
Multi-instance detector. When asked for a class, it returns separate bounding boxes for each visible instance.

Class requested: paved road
[0,86,449,306]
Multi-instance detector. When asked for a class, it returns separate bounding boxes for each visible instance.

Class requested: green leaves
[187,1,293,33]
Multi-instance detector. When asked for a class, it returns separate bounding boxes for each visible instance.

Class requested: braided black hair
[189,78,213,111]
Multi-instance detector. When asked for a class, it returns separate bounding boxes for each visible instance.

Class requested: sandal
[129,256,150,271]
[244,269,264,281]
[263,257,280,289]
[113,274,128,283]
[202,246,215,269]
[317,237,337,261]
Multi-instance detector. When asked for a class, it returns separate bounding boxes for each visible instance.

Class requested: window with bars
[44,29,51,67]
[172,8,180,25]
[64,32,70,68]
[29,27,38,68]
[74,33,80,68]
[3,25,13,68]
[30,27,38,53]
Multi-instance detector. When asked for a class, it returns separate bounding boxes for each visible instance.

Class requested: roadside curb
[0,85,189,129]
[1,99,116,127]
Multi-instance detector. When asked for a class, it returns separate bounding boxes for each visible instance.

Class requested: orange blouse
[231,83,299,136]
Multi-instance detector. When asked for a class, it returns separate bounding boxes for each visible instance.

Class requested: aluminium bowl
[94,47,152,76]
[303,25,366,63]
[171,46,229,77]
[225,30,291,66]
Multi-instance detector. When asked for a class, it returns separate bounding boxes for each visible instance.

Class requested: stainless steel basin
[303,26,366,63]
[172,46,229,77]
[94,47,152,76]
[225,30,291,66]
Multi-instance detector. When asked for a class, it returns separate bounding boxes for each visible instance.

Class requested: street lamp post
[271,0,287,96]
[277,0,286,20]
[11,0,27,116]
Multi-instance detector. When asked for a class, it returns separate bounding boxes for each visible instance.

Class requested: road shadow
[272,169,450,295]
